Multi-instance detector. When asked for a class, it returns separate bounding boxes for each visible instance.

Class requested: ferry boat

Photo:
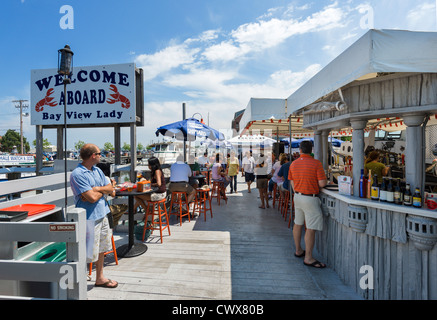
[152,141,184,164]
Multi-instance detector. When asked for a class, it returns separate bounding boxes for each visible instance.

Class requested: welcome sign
[31,63,136,125]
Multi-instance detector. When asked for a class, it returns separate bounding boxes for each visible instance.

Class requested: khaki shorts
[86,215,112,263]
[294,193,323,231]
[256,178,268,189]
[169,182,194,194]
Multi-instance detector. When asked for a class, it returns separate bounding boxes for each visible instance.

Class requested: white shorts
[86,215,113,263]
[294,194,323,231]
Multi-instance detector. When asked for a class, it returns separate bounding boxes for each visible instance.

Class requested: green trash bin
[27,242,67,262]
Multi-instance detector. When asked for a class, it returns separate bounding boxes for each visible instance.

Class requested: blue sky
[0,0,436,150]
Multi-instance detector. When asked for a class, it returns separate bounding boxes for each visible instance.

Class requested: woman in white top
[268,154,285,198]
[211,153,230,196]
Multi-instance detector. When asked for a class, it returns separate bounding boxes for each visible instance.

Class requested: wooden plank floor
[87,176,362,300]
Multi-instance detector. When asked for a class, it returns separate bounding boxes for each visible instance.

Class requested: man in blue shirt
[70,143,118,289]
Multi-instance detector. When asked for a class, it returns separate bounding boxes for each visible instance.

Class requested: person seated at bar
[169,154,196,206]
[135,157,167,217]
[364,150,390,184]
[277,154,291,198]
[188,155,200,188]
[211,153,230,198]
[268,153,285,200]
[197,152,210,168]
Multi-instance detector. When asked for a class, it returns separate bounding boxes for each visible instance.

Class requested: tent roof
[287,29,437,115]
[238,98,314,136]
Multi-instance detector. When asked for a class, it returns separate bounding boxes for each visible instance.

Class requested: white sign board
[31,63,136,126]
[0,155,35,166]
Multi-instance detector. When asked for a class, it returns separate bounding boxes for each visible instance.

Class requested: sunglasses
[94,152,102,156]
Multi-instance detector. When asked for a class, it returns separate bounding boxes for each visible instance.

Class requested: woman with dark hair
[135,157,167,213]
[364,151,389,184]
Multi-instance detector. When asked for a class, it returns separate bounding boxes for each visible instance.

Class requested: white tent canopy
[288,29,437,115]
[228,134,276,146]
[238,98,313,137]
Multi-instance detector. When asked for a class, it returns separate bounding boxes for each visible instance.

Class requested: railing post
[65,207,87,300]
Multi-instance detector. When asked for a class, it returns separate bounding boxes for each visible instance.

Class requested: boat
[151,141,184,165]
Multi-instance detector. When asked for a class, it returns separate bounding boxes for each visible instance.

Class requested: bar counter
[314,188,437,300]
[321,188,437,219]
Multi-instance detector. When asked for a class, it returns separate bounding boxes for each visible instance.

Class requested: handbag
[104,197,128,229]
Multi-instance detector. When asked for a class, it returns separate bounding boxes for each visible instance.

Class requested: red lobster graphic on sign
[35,88,58,112]
[106,85,130,109]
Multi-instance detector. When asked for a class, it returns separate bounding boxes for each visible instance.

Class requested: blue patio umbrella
[281,138,300,148]
[155,118,225,142]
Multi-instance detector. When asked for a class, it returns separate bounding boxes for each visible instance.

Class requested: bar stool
[201,170,211,185]
[282,190,290,219]
[88,235,118,276]
[288,192,295,228]
[272,183,281,208]
[211,180,227,205]
[143,198,171,243]
[193,187,213,221]
[169,191,191,226]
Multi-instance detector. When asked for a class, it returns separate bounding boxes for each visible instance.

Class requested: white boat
[152,141,184,165]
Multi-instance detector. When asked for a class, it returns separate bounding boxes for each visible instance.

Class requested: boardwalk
[87,176,362,300]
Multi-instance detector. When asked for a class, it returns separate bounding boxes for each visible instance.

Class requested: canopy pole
[288,115,292,160]
[183,103,187,162]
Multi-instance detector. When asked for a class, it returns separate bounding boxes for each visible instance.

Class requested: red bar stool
[288,193,295,228]
[211,180,227,205]
[169,191,191,226]
[193,187,213,221]
[277,190,284,214]
[143,198,171,243]
[272,183,278,208]
[282,190,290,219]
[88,234,118,276]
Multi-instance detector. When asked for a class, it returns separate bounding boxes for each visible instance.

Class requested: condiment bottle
[413,188,422,208]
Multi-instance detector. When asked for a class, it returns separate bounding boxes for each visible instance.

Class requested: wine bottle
[371,174,380,201]
[380,178,387,202]
[403,184,412,206]
[386,178,394,203]
[359,169,366,198]
[394,179,402,205]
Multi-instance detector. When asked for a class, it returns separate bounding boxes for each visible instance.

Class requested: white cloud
[202,2,346,63]
[406,2,436,31]
[135,43,200,81]
[269,64,322,93]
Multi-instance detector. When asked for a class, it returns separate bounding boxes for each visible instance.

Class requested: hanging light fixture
[58,45,74,79]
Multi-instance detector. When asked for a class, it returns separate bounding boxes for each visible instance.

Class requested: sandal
[303,260,326,269]
[294,250,305,258]
[95,279,118,288]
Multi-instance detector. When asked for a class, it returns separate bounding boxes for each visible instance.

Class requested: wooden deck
[87,176,362,300]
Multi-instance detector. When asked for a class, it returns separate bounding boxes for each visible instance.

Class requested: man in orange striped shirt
[288,140,327,269]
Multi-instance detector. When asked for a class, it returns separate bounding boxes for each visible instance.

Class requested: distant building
[231,109,245,136]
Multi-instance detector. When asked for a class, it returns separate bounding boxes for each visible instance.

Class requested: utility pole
[12,100,29,154]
